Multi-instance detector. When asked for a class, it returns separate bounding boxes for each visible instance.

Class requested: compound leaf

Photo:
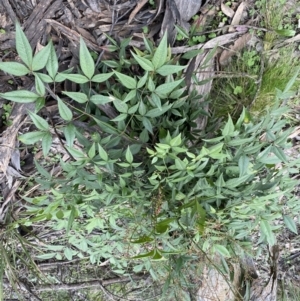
[283,215,297,234]
[125,146,133,164]
[79,36,95,79]
[152,32,168,69]
[0,90,39,103]
[92,72,113,83]
[0,62,29,76]
[62,91,88,103]
[156,65,186,76]
[63,123,76,147]
[32,42,51,71]
[131,51,154,71]
[214,244,230,257]
[19,131,45,144]
[15,22,32,68]
[57,97,72,121]
[155,79,183,97]
[42,132,52,156]
[114,71,136,89]
[28,111,49,131]
[46,41,58,78]
[58,73,89,84]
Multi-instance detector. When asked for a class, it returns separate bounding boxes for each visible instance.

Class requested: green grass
[278,280,300,301]
[261,0,286,48]
[210,0,300,119]
[210,48,260,119]
[251,45,300,114]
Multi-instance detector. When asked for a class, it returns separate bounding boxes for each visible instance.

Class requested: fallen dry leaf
[10,147,22,171]
[0,103,34,177]
[197,6,217,28]
[174,0,202,22]
[75,26,97,42]
[282,33,300,44]
[171,32,239,54]
[221,3,235,18]
[219,32,252,65]
[229,1,247,32]
[128,0,149,24]
[187,49,216,132]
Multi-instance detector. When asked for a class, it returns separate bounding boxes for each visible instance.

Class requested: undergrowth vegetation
[211,0,300,119]
[0,21,300,300]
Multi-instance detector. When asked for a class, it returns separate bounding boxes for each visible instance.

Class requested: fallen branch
[34,275,148,292]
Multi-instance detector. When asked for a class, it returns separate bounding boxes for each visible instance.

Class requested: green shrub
[1,23,299,299]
